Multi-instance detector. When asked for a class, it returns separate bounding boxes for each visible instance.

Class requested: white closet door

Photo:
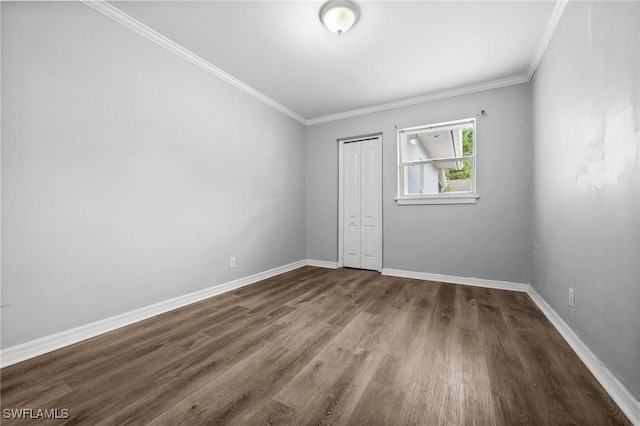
[359,139,381,270]
[341,136,382,271]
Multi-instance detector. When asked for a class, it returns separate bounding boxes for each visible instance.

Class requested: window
[397,118,477,205]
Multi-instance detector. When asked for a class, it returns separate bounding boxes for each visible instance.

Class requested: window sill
[396,194,479,205]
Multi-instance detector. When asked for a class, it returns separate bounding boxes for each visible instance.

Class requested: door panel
[348,150,359,220]
[362,224,375,259]
[343,143,361,268]
[362,144,376,220]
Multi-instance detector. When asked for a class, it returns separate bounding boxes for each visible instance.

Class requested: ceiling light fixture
[319,0,360,35]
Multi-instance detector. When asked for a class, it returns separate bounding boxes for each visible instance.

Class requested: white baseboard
[3,262,638,424]
[381,267,639,424]
[526,287,640,425]
[0,260,306,368]
[305,259,339,269]
[381,268,529,292]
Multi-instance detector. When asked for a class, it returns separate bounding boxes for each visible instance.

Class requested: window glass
[397,119,476,204]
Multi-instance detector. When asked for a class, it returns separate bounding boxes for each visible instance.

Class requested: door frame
[337,133,383,271]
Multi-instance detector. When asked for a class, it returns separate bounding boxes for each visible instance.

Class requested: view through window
[397,118,476,204]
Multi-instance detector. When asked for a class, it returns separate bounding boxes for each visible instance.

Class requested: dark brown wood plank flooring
[0,266,630,425]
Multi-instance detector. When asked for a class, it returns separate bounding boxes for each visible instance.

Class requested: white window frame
[396,118,478,205]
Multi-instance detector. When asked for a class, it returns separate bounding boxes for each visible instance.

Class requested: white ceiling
[108,1,561,123]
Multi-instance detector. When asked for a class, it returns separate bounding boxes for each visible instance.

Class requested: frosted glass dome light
[320,1,360,35]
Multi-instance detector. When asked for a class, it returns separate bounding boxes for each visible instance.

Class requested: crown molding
[82,0,567,127]
[81,0,307,125]
[306,74,530,125]
[526,0,569,80]
[307,0,568,125]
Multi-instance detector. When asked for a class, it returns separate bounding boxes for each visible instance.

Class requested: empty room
[1,0,639,424]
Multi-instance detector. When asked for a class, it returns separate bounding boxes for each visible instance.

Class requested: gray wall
[1,2,305,348]
[306,84,532,284]
[531,1,639,398]
[4,3,638,404]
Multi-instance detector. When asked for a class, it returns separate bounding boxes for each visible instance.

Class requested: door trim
[338,133,383,271]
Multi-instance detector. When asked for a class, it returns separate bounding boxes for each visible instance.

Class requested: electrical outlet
[568,287,575,308]
[229,256,236,269]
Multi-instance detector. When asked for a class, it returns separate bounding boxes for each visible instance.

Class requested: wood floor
[0,267,630,425]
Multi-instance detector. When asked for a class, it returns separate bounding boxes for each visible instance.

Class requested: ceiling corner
[525,0,569,81]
